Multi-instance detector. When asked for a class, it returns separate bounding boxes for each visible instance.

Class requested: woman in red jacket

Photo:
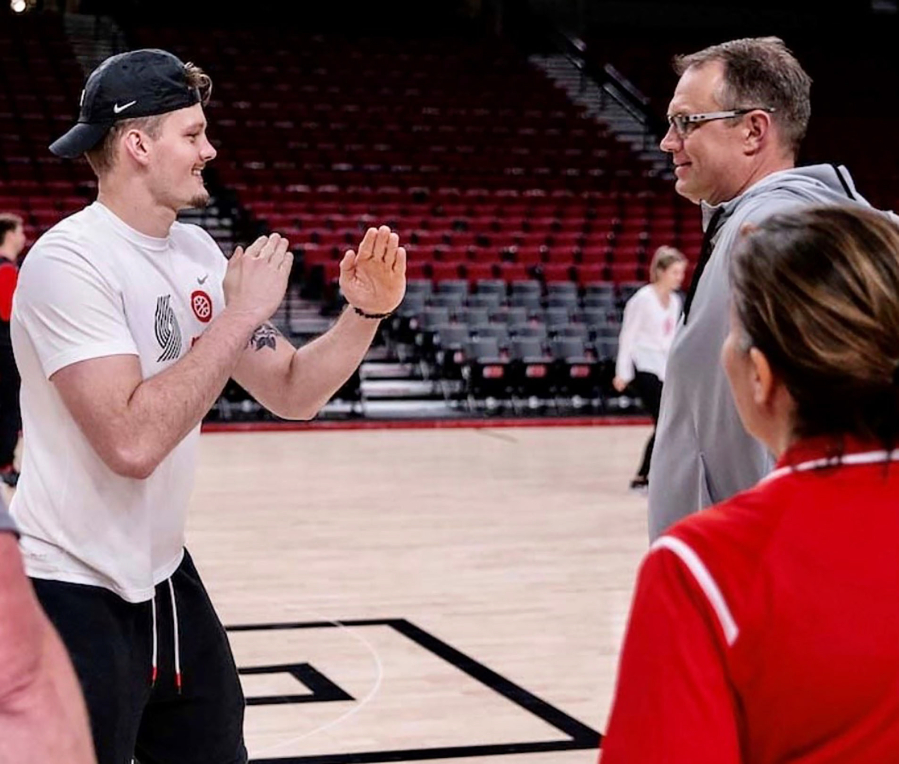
[601,205,899,763]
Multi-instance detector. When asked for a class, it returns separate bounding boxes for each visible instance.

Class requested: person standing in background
[0,213,25,487]
[613,246,686,492]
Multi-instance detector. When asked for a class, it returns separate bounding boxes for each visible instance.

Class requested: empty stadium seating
[0,12,96,244]
[5,7,894,416]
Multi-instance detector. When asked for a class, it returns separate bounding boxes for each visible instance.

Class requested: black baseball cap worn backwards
[50,48,201,159]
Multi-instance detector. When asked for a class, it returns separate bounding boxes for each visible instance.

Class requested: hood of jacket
[699,163,866,232]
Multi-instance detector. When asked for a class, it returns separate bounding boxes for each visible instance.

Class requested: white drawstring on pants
[149,578,182,694]
[168,578,182,693]
[150,596,158,686]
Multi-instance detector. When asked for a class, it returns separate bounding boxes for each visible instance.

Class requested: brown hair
[731,206,899,446]
[85,62,212,176]
[649,245,687,283]
[0,213,23,246]
[674,37,812,157]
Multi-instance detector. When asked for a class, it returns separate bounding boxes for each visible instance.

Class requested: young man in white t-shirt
[10,48,406,764]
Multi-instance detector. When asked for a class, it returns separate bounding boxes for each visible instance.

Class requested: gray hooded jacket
[647,164,884,540]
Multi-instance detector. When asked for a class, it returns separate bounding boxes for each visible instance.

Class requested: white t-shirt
[10,202,228,603]
[615,284,682,383]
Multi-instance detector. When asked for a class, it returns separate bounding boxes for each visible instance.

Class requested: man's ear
[120,129,152,167]
[744,110,772,155]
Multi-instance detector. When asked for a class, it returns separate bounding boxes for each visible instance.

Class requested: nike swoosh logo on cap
[113,100,137,114]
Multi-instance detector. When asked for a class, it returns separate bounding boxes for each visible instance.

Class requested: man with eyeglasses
[646,36,891,540]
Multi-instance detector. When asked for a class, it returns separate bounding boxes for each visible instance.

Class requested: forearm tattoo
[249,322,280,351]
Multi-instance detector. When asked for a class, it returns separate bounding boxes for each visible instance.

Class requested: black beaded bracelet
[352,306,393,320]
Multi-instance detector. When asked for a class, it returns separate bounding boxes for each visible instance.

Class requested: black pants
[32,550,247,764]
[633,370,663,479]
[0,344,20,467]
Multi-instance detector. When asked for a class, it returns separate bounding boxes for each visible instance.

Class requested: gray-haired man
[649,37,886,539]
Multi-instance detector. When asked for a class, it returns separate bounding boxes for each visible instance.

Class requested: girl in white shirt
[613,246,687,491]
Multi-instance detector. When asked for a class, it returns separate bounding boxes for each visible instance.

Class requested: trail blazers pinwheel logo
[155,295,182,362]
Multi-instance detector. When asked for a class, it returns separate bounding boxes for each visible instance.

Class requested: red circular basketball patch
[191,290,213,323]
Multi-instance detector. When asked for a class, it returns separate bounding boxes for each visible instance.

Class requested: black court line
[239,663,355,706]
[227,618,601,763]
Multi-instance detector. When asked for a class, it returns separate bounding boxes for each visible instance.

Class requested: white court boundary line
[247,610,385,758]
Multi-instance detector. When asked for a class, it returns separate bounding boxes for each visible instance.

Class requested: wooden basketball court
[184,423,652,763]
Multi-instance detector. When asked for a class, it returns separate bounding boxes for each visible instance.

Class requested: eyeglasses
[666,107,776,138]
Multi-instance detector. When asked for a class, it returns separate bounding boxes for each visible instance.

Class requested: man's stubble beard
[185,190,211,210]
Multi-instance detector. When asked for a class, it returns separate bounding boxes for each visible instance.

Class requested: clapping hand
[224,234,293,325]
[340,226,407,316]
